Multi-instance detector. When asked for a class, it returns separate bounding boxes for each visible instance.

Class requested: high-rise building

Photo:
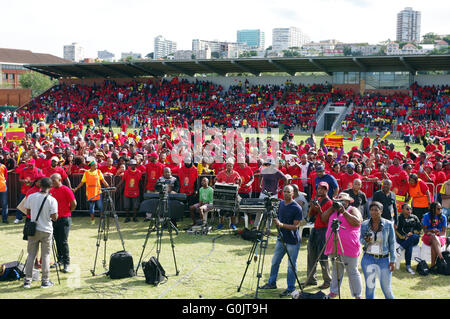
[396,7,421,43]
[154,35,177,60]
[63,42,84,62]
[236,29,265,50]
[97,50,115,62]
[272,27,310,51]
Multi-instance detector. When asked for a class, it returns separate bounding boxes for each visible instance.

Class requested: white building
[385,42,427,55]
[192,39,244,58]
[63,42,84,62]
[272,27,310,51]
[397,7,421,43]
[154,35,177,60]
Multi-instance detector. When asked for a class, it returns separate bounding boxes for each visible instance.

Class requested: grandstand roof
[24,55,450,78]
[0,48,70,65]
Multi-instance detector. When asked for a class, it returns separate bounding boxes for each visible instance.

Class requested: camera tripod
[303,217,349,299]
[237,198,302,299]
[135,190,179,277]
[90,187,126,276]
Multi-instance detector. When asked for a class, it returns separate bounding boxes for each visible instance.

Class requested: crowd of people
[1,78,449,297]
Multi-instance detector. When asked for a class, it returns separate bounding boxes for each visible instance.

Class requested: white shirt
[24,192,58,234]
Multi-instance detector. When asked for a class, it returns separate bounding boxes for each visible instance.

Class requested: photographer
[321,193,363,299]
[260,185,303,297]
[303,182,333,290]
[155,167,180,194]
[360,201,396,299]
[23,177,58,289]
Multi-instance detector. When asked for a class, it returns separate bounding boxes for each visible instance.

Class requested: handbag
[23,194,49,239]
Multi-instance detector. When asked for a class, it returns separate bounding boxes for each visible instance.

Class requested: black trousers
[53,217,72,266]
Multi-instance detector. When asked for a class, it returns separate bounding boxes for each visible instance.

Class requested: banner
[324,135,344,147]
[5,128,25,142]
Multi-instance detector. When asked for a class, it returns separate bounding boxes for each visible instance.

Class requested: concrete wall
[0,89,31,106]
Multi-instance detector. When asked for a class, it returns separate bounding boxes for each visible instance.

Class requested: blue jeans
[0,190,8,222]
[16,192,25,220]
[88,197,103,216]
[396,234,420,266]
[268,239,300,291]
[361,253,394,299]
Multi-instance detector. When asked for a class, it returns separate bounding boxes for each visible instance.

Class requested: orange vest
[409,180,428,208]
[83,169,103,201]
[0,164,6,192]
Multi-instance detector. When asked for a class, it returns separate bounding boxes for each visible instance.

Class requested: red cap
[148,152,158,158]
[318,181,329,190]
[27,159,35,166]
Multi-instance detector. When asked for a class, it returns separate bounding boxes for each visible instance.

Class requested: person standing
[407,173,432,222]
[23,177,58,289]
[0,160,8,224]
[259,185,303,297]
[72,159,110,225]
[16,159,42,224]
[50,173,77,273]
[321,192,363,299]
[372,179,398,224]
[117,159,143,222]
[303,182,333,290]
[360,201,396,299]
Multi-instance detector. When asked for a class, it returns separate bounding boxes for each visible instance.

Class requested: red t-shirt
[122,168,143,198]
[216,170,241,185]
[177,166,199,195]
[312,198,333,229]
[50,185,75,218]
[235,165,254,194]
[100,165,118,176]
[43,166,68,180]
[340,172,362,190]
[145,162,164,191]
[19,167,42,194]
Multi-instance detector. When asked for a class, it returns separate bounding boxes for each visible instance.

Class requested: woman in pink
[321,192,363,299]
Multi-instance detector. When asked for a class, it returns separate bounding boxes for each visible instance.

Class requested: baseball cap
[347,163,355,169]
[315,165,325,172]
[50,156,60,162]
[148,152,158,158]
[129,159,137,165]
[318,181,329,190]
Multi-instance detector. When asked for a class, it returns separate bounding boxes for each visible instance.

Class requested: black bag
[142,256,167,286]
[432,251,450,276]
[106,251,135,279]
[415,257,430,276]
[23,195,48,239]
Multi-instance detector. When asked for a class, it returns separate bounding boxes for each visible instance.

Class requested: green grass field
[2,128,446,299]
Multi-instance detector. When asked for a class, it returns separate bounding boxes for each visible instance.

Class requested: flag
[380,131,391,141]
[324,135,344,147]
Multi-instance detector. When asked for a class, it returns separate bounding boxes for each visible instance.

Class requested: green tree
[146,52,154,59]
[19,72,58,98]
[343,46,352,56]
[211,52,220,59]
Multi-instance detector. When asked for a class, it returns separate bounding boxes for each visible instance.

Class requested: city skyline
[1,0,448,60]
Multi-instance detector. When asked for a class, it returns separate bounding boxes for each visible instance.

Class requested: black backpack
[142,256,167,286]
[106,251,135,279]
[415,257,430,276]
[241,228,263,242]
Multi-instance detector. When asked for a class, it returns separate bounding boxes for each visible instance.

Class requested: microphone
[101,187,117,191]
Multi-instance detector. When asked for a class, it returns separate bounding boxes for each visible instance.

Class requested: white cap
[51,156,60,162]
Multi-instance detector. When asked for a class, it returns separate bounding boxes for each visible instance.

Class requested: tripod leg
[237,214,267,293]
[254,215,270,299]
[51,237,60,285]
[135,218,156,275]
[91,216,104,276]
[167,220,179,276]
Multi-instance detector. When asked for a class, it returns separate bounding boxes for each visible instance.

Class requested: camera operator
[155,167,180,194]
[260,185,303,298]
[303,182,333,290]
[321,192,363,299]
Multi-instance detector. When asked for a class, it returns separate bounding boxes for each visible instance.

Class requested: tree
[343,46,352,56]
[19,72,58,98]
[146,52,154,59]
[211,52,220,59]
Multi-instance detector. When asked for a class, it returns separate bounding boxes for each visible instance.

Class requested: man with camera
[23,177,58,289]
[303,181,333,290]
[259,185,303,297]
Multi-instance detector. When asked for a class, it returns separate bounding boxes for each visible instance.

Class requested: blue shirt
[277,200,303,245]
[422,213,447,232]
[315,174,339,199]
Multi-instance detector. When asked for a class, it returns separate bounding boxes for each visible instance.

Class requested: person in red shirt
[340,163,362,191]
[234,160,254,199]
[177,160,199,206]
[215,158,242,230]
[16,159,44,223]
[117,159,143,222]
[43,156,71,189]
[99,157,118,176]
[50,173,77,273]
[144,152,164,192]
[387,155,403,176]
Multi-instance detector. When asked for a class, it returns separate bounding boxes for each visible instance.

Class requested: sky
[0,0,449,60]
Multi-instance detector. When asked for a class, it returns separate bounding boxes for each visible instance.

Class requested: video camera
[262,190,280,217]
[155,179,172,199]
[332,200,345,211]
